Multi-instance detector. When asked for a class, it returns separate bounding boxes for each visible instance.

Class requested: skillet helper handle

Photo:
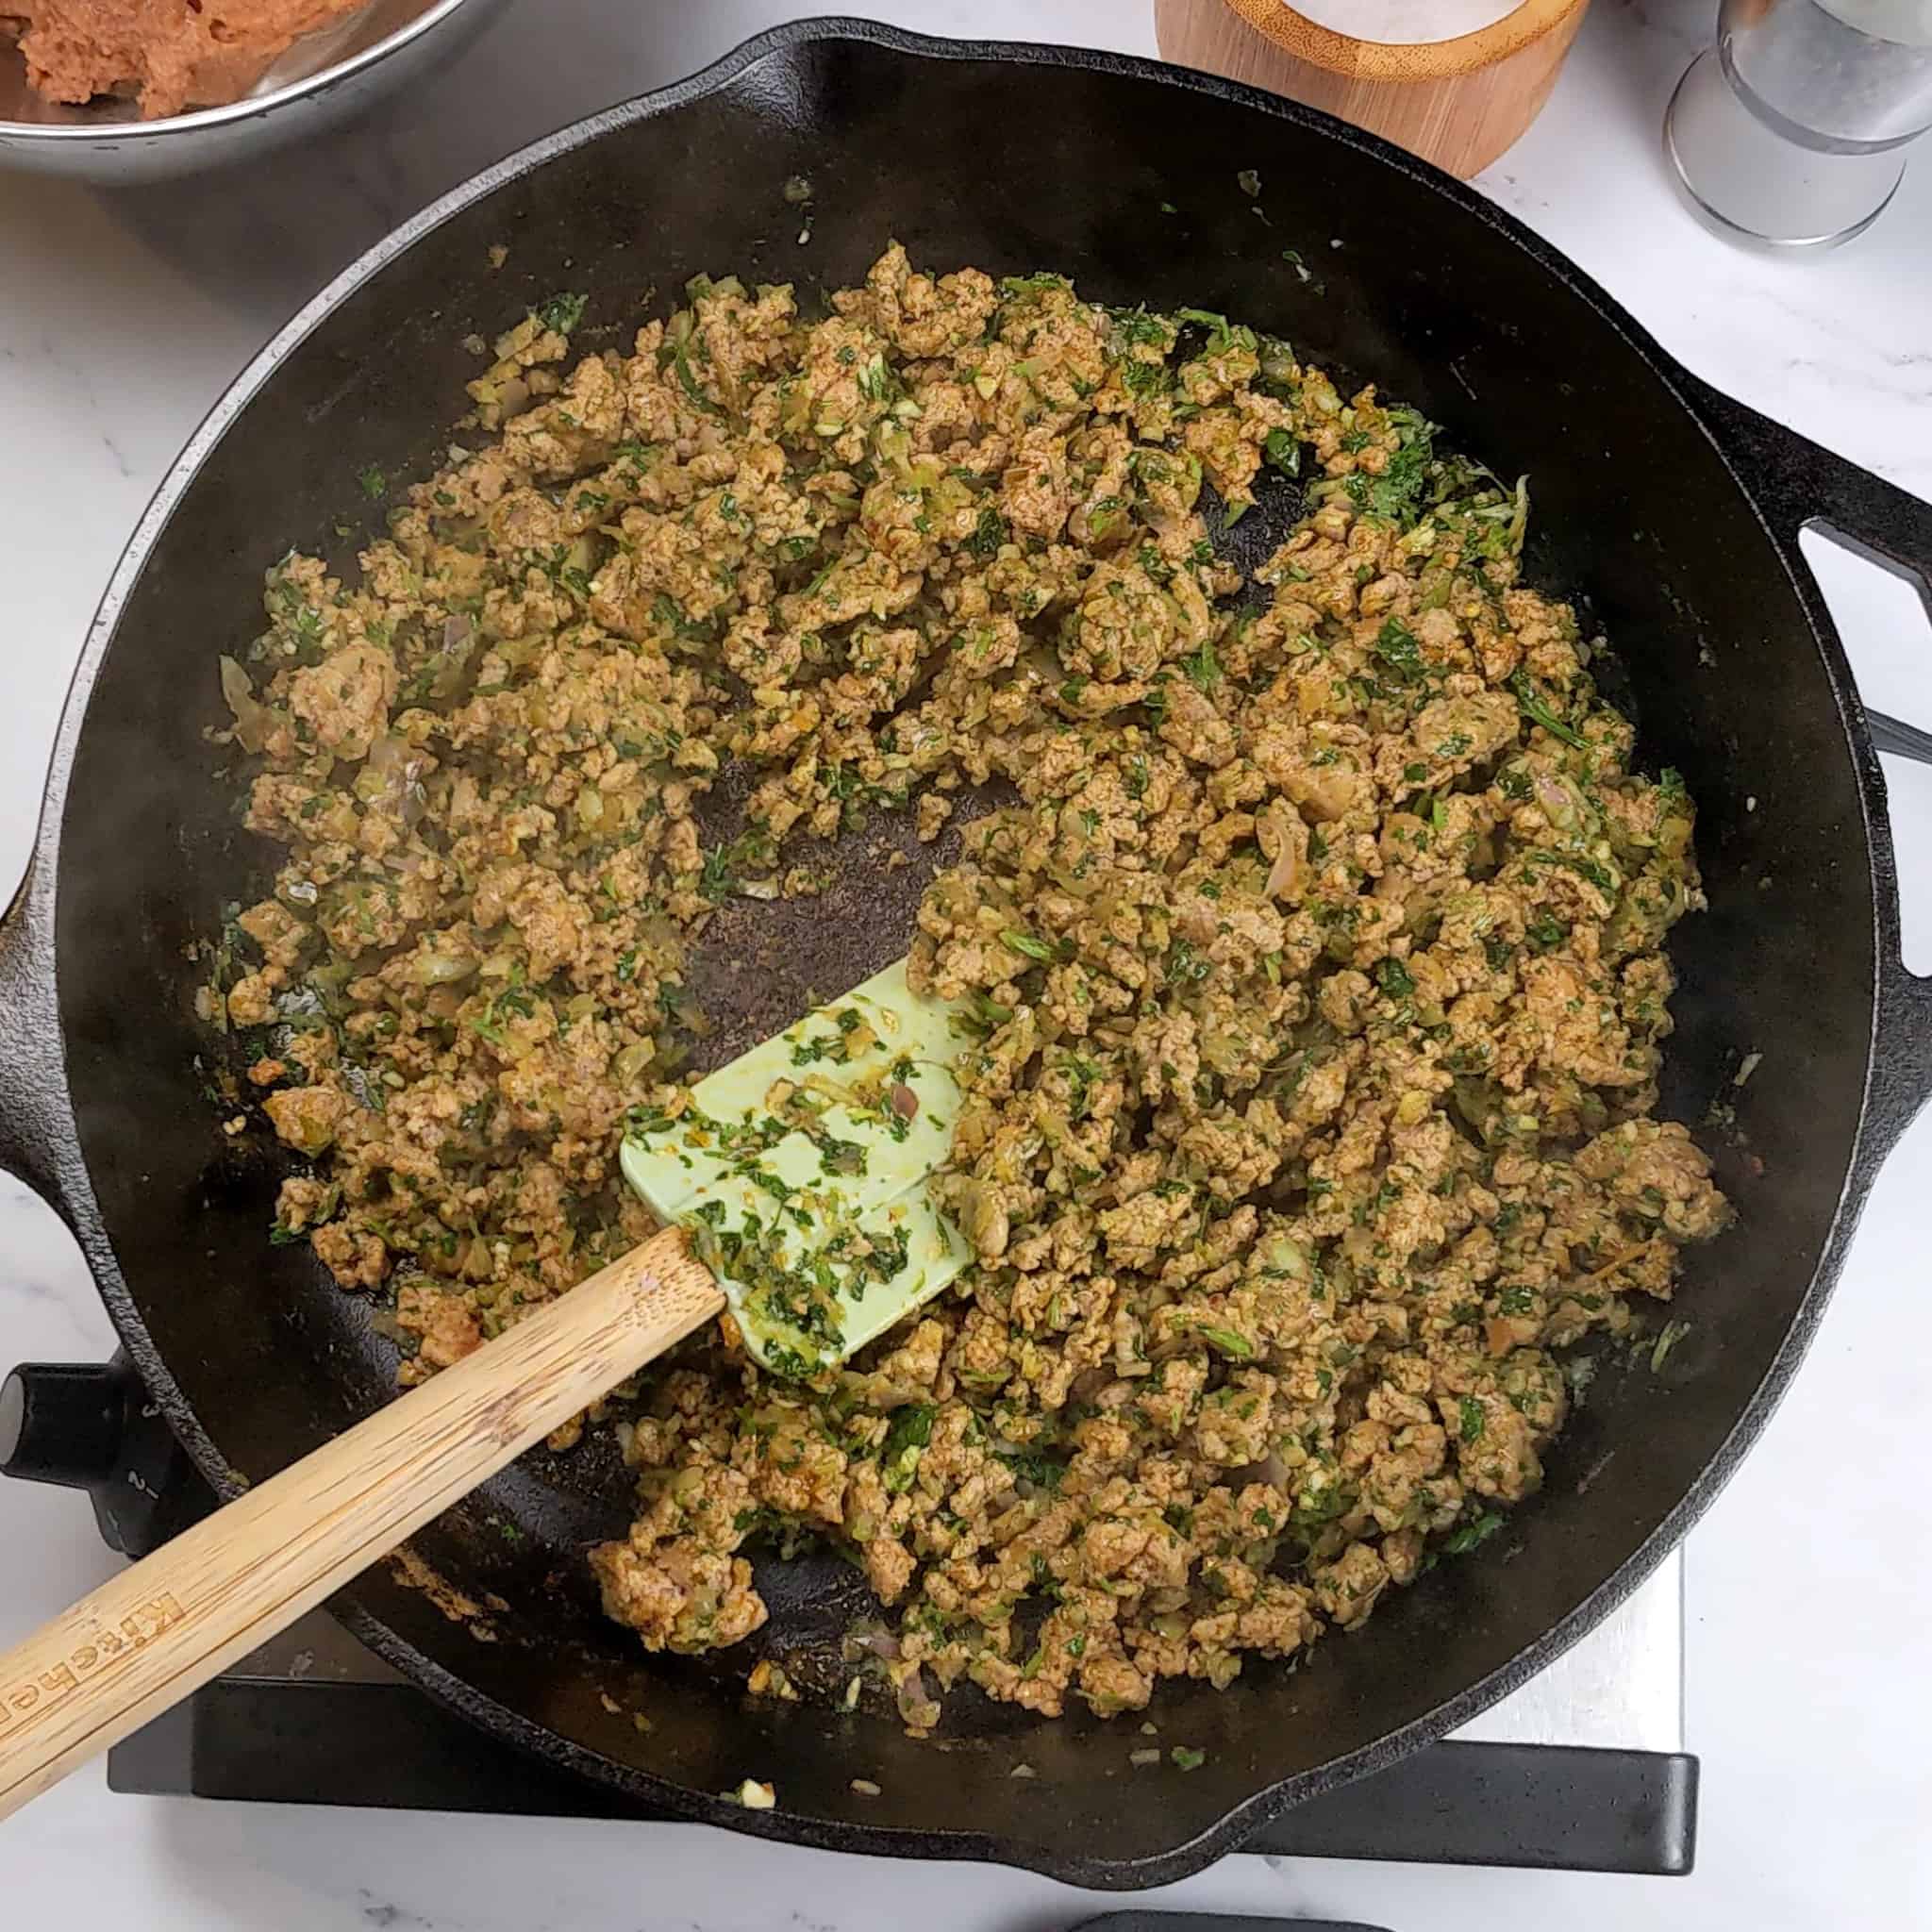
[1690,375,1932,1157]
[0,859,77,1222]
[0,1226,723,1824]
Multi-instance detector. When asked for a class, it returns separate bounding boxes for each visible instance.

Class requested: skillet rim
[13,15,1904,1887]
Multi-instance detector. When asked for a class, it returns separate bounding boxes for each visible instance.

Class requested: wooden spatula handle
[0,1225,721,1823]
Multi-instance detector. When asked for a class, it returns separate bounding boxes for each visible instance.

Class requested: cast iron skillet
[5,19,1932,1890]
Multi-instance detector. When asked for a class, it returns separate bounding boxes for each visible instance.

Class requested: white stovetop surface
[3,2,1930,1926]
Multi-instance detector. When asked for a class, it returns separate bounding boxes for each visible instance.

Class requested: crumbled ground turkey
[207,247,1727,1726]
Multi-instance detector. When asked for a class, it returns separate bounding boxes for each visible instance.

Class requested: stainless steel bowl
[0,0,505,182]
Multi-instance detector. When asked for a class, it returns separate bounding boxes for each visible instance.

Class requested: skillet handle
[1690,375,1932,1162]
[1866,710,1932,767]
[0,858,79,1225]
[0,1225,724,1824]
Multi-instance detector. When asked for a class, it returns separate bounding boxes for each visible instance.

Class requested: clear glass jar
[1724,0,1932,151]
[1665,0,1932,248]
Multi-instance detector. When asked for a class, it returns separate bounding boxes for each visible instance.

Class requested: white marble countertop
[3,1,1931,1926]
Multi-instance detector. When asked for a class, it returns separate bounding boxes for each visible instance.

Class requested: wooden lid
[1223,0,1583,80]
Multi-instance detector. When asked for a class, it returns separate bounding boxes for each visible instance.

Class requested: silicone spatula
[0,958,968,1823]
[620,956,972,1375]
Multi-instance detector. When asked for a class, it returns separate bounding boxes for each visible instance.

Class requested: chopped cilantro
[1197,1325,1253,1359]
[1166,937,1211,984]
[1343,408,1434,525]
[1181,637,1222,691]
[968,506,1008,558]
[1374,957,1416,999]
[882,1404,938,1493]
[996,1446,1067,1491]
[1374,617,1427,684]
[536,291,589,336]
[1174,307,1257,356]
[1508,670,1588,750]
[1002,929,1056,963]
[1263,427,1300,475]
[1441,1510,1506,1556]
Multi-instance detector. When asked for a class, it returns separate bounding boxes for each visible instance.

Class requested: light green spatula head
[620,958,970,1377]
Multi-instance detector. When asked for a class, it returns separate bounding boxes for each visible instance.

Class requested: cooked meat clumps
[7,0,373,119]
[205,248,1727,1726]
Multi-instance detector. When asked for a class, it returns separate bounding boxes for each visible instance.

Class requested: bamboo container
[1154,0,1592,179]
